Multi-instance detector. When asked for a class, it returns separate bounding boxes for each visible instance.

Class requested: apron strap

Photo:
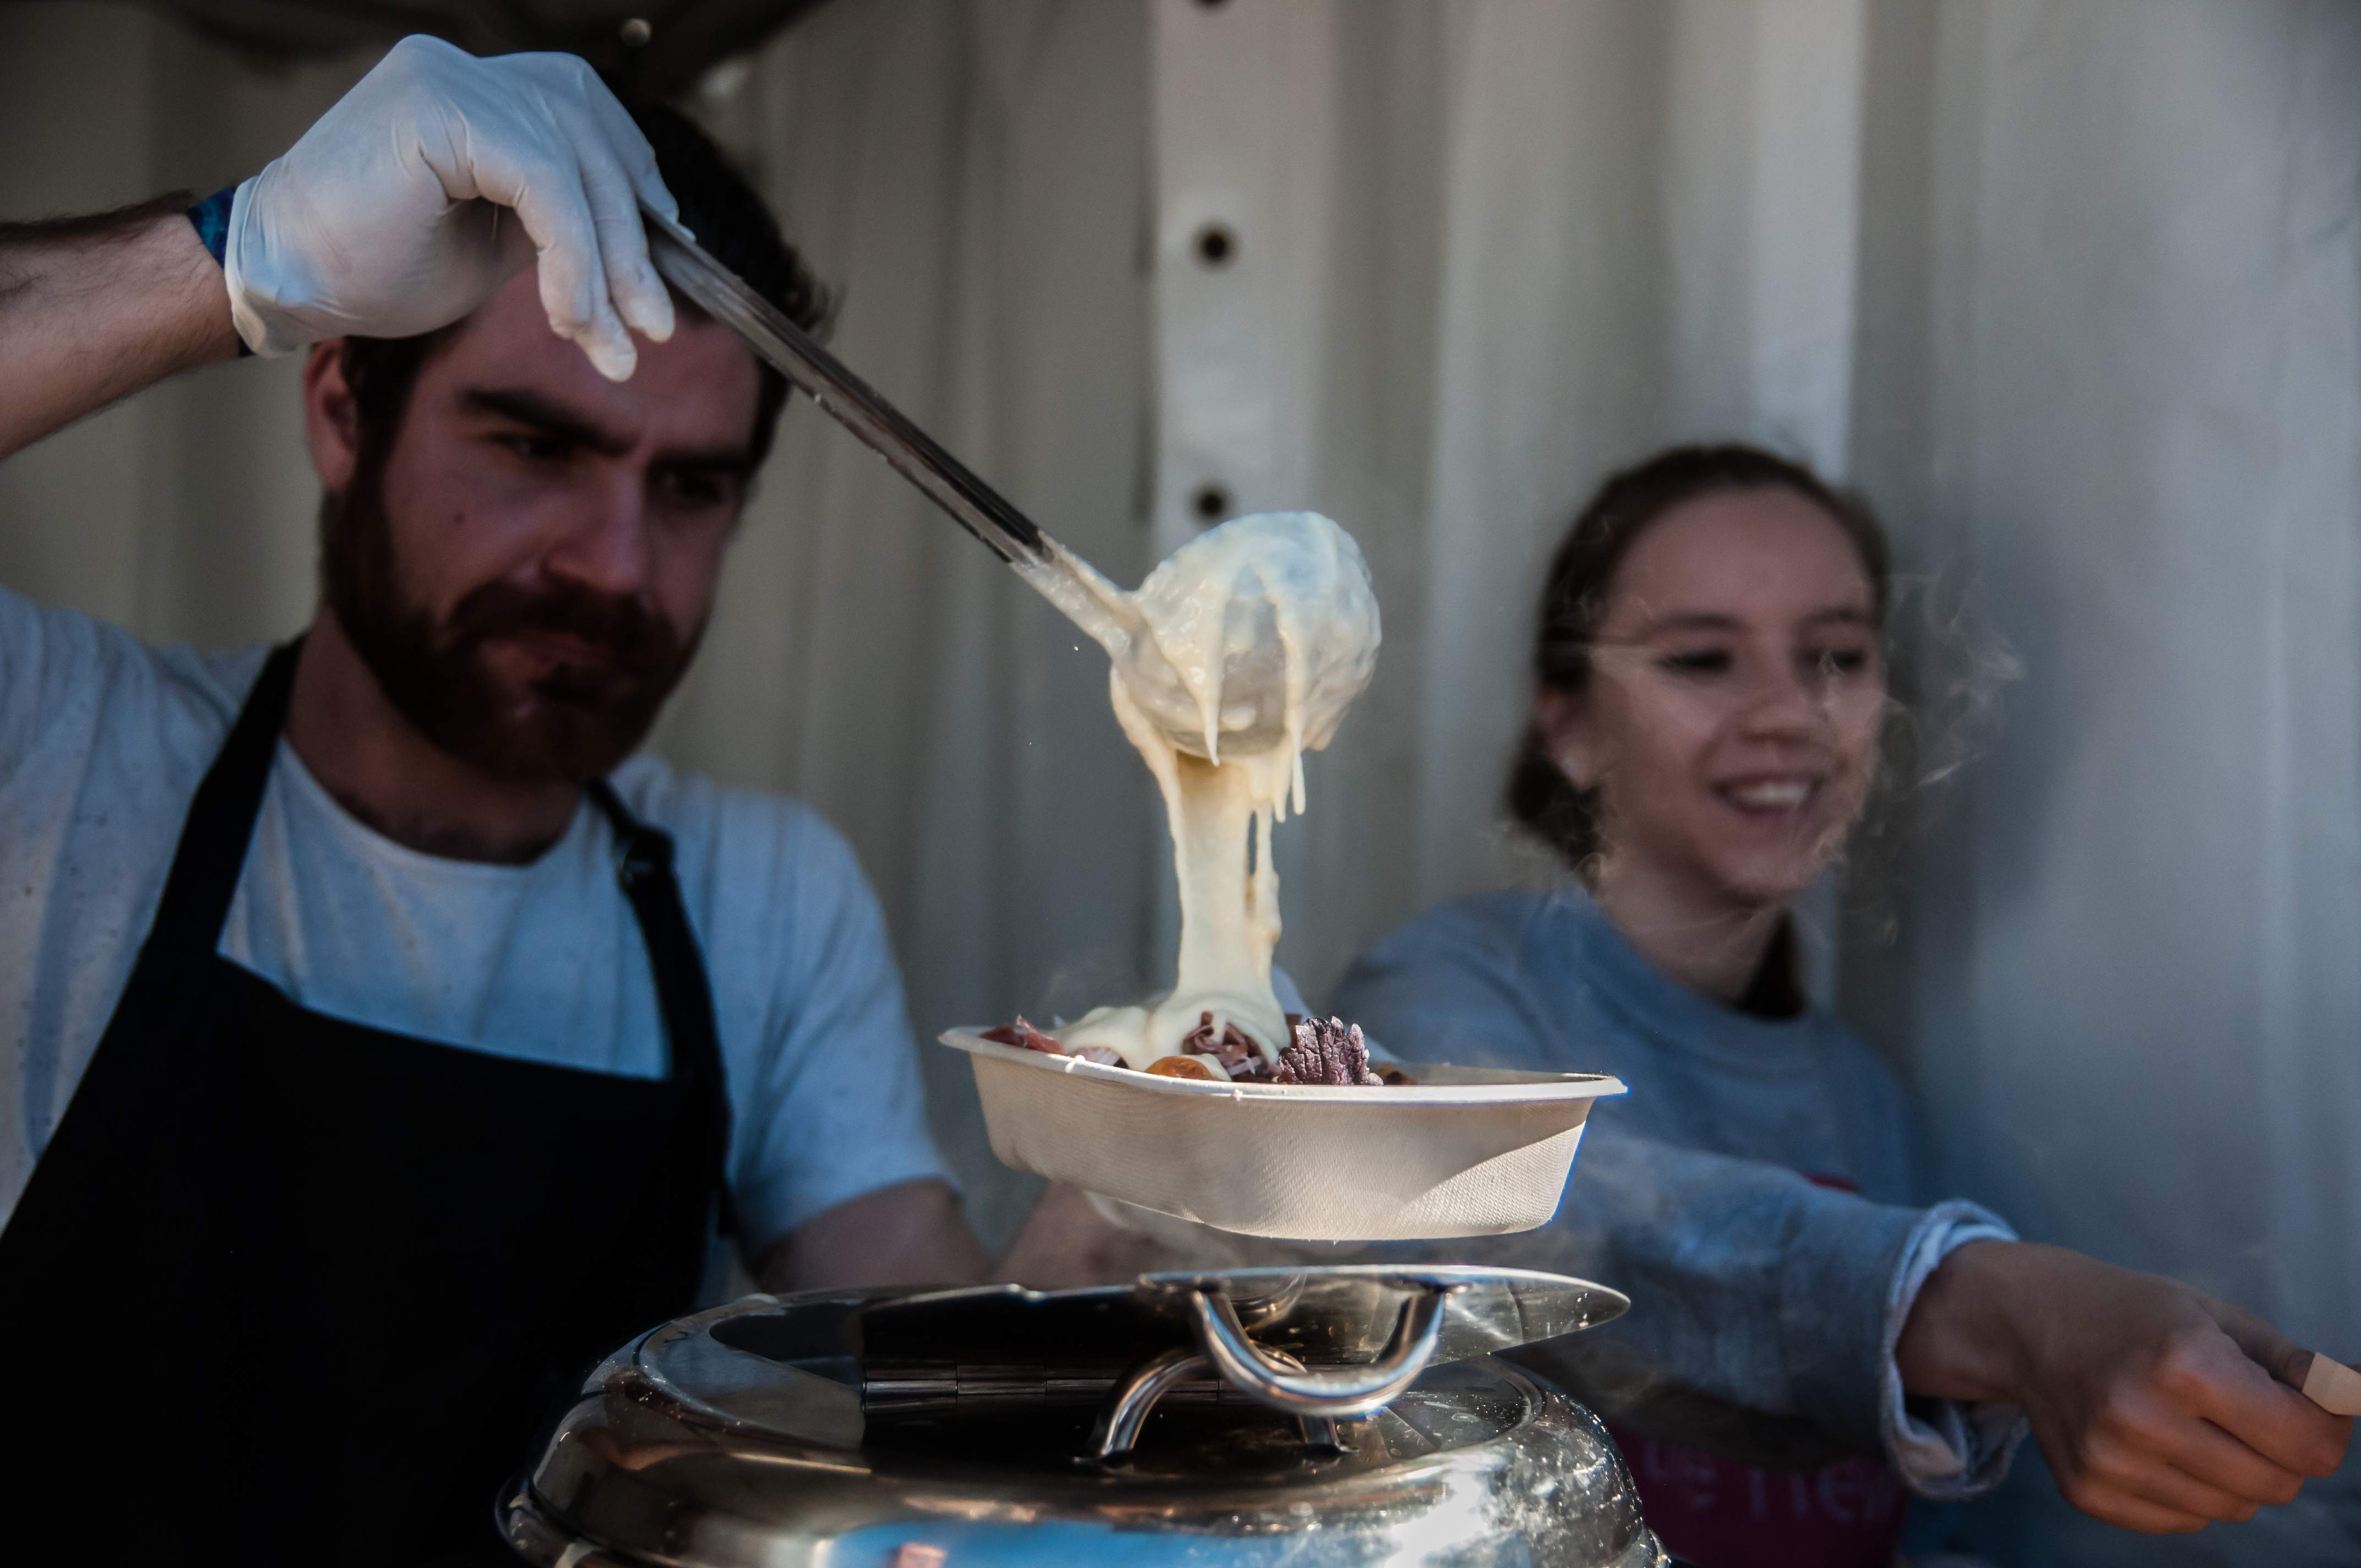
[586,777,736,1237]
[124,641,737,1239]
[135,640,303,985]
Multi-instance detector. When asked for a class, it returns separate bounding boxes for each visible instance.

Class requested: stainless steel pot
[504,1265,1667,1566]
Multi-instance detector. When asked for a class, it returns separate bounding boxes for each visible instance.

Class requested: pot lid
[506,1268,1661,1568]
[730,1265,1624,1419]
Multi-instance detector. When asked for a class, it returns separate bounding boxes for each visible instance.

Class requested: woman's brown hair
[1505,443,1894,870]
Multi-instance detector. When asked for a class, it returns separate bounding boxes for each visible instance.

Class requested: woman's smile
[1714,772,1822,818]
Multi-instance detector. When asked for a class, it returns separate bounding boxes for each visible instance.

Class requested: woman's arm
[998,1124,2351,1533]
[0,202,240,459]
[997,1125,1945,1464]
[1897,1239,2349,1533]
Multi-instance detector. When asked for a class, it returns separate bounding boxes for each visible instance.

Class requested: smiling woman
[1332,444,2352,1564]
[1508,444,1891,1005]
[1336,448,1960,1565]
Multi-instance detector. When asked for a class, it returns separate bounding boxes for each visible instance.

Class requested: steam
[1837,568,2026,946]
[1881,568,2026,797]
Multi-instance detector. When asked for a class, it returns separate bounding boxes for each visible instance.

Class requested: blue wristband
[186,184,252,357]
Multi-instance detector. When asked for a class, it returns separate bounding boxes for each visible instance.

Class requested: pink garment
[1613,1172,1908,1568]
[1612,1424,1906,1568]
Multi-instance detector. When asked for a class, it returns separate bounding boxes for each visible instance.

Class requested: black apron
[0,643,733,1563]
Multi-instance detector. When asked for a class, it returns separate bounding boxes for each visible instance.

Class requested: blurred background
[3,1,2357,1560]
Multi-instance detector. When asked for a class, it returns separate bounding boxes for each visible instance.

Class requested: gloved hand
[225,34,678,380]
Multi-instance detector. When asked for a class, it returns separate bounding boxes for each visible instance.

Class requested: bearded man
[0,37,984,1563]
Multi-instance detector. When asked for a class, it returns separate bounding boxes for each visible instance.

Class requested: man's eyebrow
[458,387,633,456]
[654,444,763,479]
[460,386,760,477]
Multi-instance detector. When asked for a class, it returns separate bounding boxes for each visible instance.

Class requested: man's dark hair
[1504,442,1894,872]
[336,97,826,475]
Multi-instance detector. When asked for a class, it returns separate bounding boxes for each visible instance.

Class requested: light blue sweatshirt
[1331,886,2025,1496]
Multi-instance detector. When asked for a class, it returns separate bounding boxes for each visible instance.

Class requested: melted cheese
[1019,513,1381,1069]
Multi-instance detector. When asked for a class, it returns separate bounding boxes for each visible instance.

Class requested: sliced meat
[982,1016,1125,1068]
[982,1016,1066,1055]
[1178,1010,1265,1077]
[1273,1015,1383,1086]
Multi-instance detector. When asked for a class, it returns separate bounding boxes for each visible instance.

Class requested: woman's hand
[1895,1239,2351,1532]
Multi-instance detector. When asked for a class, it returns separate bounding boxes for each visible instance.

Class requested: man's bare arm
[3,36,686,469]
[758,1177,992,1294]
[0,201,240,459]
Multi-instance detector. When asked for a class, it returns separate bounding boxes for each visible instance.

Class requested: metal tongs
[643,208,1049,569]
[643,209,1314,759]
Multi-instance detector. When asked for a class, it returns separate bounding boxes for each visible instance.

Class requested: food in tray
[945,509,1615,1234]
[1011,511,1383,1076]
[980,1011,1416,1086]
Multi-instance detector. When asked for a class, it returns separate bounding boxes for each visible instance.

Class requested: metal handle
[643,209,1049,567]
[1187,1282,1461,1418]
[1090,1345,1340,1461]
[1089,1346,1205,1458]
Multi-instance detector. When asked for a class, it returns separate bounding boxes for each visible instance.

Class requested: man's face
[309,268,766,781]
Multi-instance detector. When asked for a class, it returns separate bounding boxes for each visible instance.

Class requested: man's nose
[544,471,651,597]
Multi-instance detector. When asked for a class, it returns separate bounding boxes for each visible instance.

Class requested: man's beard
[320,476,703,784]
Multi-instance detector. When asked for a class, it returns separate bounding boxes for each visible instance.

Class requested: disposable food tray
[942,1029,1627,1242]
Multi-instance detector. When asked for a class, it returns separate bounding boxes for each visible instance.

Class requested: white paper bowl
[941,1029,1627,1242]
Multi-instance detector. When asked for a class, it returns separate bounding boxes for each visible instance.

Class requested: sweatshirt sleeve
[1881,1204,2028,1495]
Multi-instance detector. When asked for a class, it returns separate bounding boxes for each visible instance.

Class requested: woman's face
[1539,487,1886,908]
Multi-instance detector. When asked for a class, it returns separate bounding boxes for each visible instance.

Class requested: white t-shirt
[0,586,950,1259]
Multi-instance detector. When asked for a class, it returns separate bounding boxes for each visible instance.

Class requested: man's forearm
[0,199,241,459]
[759,1178,992,1294]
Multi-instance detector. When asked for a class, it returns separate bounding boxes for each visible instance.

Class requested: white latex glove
[224,34,678,380]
